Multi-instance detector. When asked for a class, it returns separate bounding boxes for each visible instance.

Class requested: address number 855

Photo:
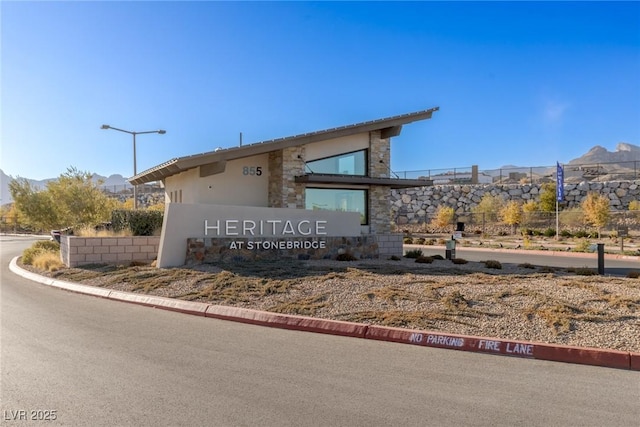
[243,166,262,176]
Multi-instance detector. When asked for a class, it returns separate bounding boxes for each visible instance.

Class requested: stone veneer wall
[185,233,403,264]
[391,180,640,224]
[61,236,160,267]
[268,147,305,209]
[368,130,392,234]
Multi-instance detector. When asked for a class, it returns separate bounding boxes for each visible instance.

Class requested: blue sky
[2,1,639,180]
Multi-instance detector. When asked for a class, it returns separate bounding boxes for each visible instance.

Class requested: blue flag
[556,162,564,201]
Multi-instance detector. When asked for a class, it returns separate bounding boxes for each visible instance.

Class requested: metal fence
[395,161,640,185]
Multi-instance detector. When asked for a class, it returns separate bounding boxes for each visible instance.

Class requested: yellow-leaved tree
[430,205,455,230]
[581,192,610,238]
[500,201,522,234]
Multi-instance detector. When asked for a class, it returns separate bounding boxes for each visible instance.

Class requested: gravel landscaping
[22,255,640,353]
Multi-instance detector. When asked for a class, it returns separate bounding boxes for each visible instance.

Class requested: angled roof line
[130,107,439,185]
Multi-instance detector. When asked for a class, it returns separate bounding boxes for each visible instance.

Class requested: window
[306,150,367,176]
[305,188,367,225]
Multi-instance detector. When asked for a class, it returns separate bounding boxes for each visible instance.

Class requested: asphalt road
[1,236,639,426]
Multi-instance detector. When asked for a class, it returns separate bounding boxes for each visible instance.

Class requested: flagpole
[556,199,560,240]
[556,162,564,241]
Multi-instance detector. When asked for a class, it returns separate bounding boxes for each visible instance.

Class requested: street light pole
[101,125,166,209]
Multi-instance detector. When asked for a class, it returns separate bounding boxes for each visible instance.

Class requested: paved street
[2,236,639,426]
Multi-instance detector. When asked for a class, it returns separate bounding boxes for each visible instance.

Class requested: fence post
[597,243,605,275]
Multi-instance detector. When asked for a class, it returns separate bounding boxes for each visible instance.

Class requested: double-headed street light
[101,125,166,209]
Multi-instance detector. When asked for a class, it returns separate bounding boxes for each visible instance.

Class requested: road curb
[205,305,368,338]
[9,256,639,371]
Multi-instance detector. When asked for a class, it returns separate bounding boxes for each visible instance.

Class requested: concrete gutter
[10,256,640,371]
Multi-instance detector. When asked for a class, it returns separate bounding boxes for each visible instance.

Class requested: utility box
[445,238,456,260]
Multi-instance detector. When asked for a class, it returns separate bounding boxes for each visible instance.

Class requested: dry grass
[32,252,65,272]
[75,225,132,238]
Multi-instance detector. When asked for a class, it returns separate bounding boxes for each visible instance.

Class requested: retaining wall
[392,180,640,225]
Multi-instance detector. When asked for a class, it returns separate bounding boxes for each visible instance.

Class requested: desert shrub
[404,249,423,259]
[413,237,426,245]
[424,238,436,245]
[388,255,401,261]
[626,270,640,279]
[451,258,468,264]
[560,229,573,238]
[518,263,536,269]
[403,237,413,244]
[415,256,434,264]
[483,260,502,269]
[575,268,597,276]
[336,253,357,261]
[538,266,556,273]
[574,239,591,253]
[22,240,60,265]
[32,252,64,272]
[431,254,445,260]
[543,228,556,238]
[112,209,163,236]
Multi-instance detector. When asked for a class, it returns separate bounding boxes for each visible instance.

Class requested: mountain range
[1,143,639,206]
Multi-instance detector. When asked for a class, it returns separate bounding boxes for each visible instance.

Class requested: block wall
[61,236,160,267]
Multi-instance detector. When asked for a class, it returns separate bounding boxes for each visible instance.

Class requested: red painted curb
[107,291,209,316]
[365,325,632,369]
[630,353,640,371]
[205,305,368,338]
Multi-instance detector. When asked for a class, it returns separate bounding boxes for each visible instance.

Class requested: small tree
[430,205,455,230]
[472,193,504,223]
[521,200,538,227]
[581,192,610,238]
[500,201,522,234]
[9,167,120,231]
[539,182,557,213]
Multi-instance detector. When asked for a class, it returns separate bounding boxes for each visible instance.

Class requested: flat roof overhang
[294,174,433,189]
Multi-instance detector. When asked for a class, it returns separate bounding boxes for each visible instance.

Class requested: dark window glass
[306,150,367,176]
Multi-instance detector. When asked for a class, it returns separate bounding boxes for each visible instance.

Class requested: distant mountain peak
[617,142,639,152]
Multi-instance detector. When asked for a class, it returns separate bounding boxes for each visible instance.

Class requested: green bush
[403,237,413,244]
[112,209,163,236]
[413,237,426,245]
[415,256,434,264]
[543,228,556,237]
[404,249,423,259]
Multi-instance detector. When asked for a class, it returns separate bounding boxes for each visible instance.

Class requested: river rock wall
[391,180,639,225]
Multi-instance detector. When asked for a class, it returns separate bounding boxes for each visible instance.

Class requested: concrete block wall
[61,236,160,267]
[376,233,403,258]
